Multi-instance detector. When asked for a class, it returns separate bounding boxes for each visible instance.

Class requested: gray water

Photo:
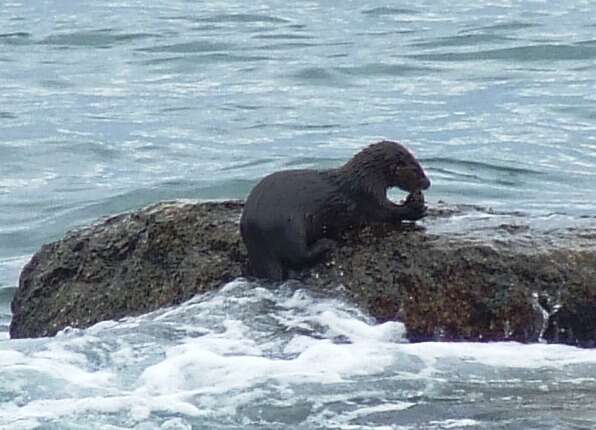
[1,1,596,428]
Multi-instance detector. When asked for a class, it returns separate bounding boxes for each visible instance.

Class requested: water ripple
[462,21,540,33]
[362,7,419,16]
[255,41,318,50]
[138,53,270,67]
[137,40,233,53]
[289,67,353,87]
[409,43,596,62]
[0,32,31,45]
[197,13,290,24]
[409,33,514,48]
[40,29,158,48]
[424,158,544,190]
[252,33,314,41]
[336,63,440,77]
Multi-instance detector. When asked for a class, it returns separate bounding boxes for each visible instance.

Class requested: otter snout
[396,173,431,193]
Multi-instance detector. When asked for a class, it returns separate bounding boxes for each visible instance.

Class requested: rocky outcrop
[10,201,246,339]
[10,201,596,347]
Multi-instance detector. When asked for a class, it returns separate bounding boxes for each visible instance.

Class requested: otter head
[339,140,430,200]
[366,140,430,193]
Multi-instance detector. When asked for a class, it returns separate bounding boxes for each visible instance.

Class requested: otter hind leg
[283,236,336,269]
[245,241,286,281]
[242,221,288,281]
[304,238,336,264]
[250,254,285,281]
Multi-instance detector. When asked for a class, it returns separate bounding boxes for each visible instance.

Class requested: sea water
[3,280,596,429]
[1,1,596,428]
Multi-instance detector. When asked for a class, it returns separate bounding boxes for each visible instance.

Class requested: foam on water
[1,279,596,429]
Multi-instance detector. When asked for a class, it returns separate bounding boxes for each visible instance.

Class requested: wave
[462,21,540,34]
[0,32,32,46]
[362,7,419,16]
[0,179,251,247]
[423,157,543,176]
[138,53,270,68]
[196,13,290,24]
[252,33,314,41]
[254,41,319,50]
[137,40,233,54]
[409,33,514,49]
[40,29,158,48]
[335,63,440,77]
[409,43,596,62]
[1,280,595,428]
[0,111,17,119]
[287,67,355,88]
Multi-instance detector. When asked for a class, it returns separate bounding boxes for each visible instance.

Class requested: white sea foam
[429,419,480,428]
[1,279,596,429]
[335,402,417,424]
[401,340,596,369]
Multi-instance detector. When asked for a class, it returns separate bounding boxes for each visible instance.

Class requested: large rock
[10,201,596,346]
[10,201,246,339]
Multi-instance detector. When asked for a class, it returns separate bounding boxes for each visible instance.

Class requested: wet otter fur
[240,140,431,280]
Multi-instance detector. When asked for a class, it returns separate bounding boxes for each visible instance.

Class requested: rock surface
[10,200,596,346]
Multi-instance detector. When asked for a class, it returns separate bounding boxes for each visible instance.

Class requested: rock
[10,201,246,339]
[9,200,596,347]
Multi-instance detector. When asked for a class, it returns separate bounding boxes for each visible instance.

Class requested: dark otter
[240,140,431,280]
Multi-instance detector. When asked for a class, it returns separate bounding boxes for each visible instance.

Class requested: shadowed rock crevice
[9,201,596,347]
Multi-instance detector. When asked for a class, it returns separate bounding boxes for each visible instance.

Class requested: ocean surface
[1,0,596,428]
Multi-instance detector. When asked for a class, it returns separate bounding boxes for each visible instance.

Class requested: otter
[240,140,431,280]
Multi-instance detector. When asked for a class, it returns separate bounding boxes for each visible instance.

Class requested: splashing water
[1,280,596,429]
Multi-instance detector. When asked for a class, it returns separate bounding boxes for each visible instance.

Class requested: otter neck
[327,164,388,203]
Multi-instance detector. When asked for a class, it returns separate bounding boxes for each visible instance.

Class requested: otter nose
[421,176,431,190]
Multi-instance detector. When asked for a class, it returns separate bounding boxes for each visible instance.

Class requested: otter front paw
[401,191,427,221]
